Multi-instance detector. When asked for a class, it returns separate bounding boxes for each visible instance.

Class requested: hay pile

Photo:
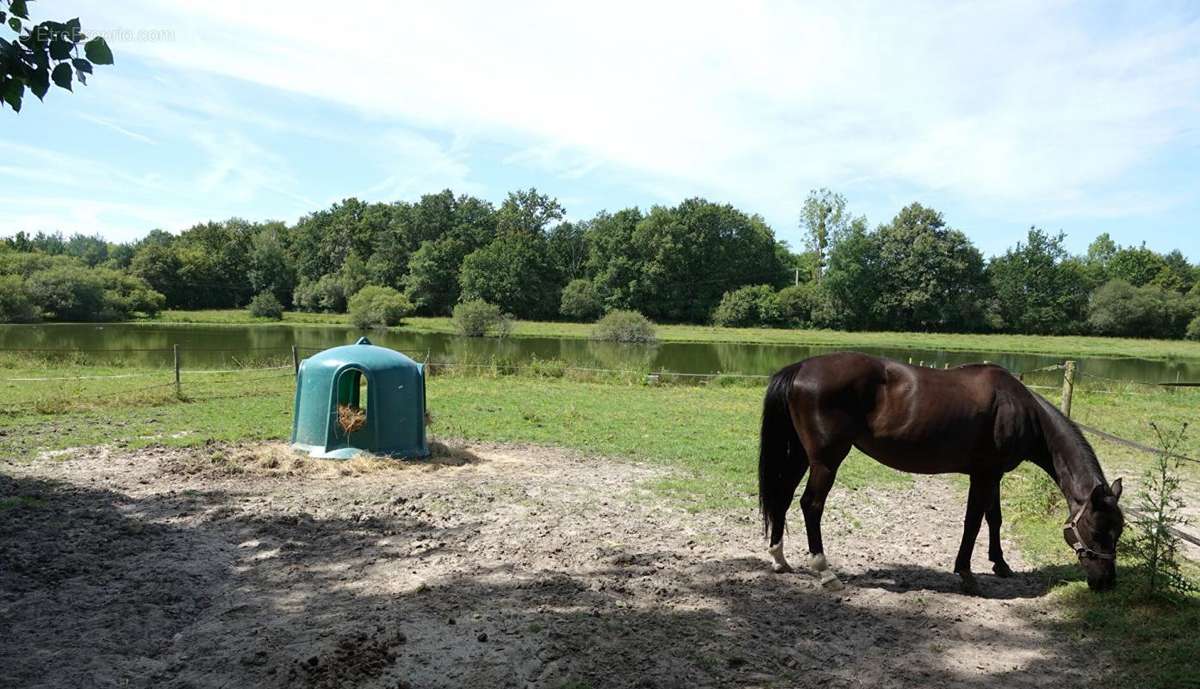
[337,404,366,434]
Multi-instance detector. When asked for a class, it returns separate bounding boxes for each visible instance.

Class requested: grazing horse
[758,352,1124,594]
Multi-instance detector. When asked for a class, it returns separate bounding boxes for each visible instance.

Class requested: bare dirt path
[1,442,1104,689]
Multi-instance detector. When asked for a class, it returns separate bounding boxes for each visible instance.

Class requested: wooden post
[173,344,181,398]
[1061,360,1076,417]
[291,344,299,376]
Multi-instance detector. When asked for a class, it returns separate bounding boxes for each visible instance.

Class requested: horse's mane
[1031,392,1106,484]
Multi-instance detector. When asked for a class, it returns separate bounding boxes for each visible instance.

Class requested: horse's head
[1064,478,1124,591]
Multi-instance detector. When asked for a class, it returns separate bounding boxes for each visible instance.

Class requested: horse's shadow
[848,562,1084,600]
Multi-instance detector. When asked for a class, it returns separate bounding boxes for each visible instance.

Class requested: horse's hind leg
[767,462,807,573]
[985,483,1014,577]
[799,443,850,590]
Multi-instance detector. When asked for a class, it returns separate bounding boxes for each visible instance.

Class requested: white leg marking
[809,553,828,572]
[768,543,792,573]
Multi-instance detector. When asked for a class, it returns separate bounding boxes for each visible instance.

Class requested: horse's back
[778,353,1035,474]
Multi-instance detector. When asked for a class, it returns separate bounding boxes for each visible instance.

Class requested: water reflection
[2,322,1198,384]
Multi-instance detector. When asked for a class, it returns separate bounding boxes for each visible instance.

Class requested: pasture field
[147,309,1200,361]
[1,357,1198,688]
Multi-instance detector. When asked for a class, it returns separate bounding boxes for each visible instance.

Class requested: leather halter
[1064,507,1115,561]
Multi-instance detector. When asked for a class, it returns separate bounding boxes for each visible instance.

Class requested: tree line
[1,188,1198,340]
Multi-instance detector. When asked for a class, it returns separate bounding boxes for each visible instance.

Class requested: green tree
[826,205,986,331]
[629,199,787,322]
[799,189,850,283]
[404,238,467,315]
[547,221,588,281]
[247,222,296,306]
[560,278,602,320]
[1108,243,1167,287]
[585,208,645,312]
[459,234,559,319]
[0,273,38,321]
[1087,280,1190,338]
[987,227,1089,334]
[822,217,880,329]
[1,0,113,112]
[1151,250,1195,294]
[496,188,564,236]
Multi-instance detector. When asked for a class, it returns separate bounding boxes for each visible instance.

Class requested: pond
[2,322,1198,386]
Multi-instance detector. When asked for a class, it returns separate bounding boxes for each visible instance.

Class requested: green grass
[0,363,907,510]
[145,309,1200,361]
[1002,463,1200,689]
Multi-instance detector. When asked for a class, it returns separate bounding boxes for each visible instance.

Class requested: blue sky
[3,1,1199,259]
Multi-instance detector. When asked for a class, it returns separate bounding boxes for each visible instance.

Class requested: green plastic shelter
[290,337,429,459]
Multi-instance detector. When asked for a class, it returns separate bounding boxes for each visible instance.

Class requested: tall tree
[630,199,787,322]
[987,227,1089,334]
[495,188,564,236]
[799,189,849,283]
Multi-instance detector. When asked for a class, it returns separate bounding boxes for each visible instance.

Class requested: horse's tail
[759,364,805,540]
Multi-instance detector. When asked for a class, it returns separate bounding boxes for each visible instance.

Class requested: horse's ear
[1111,477,1123,501]
[1090,483,1108,506]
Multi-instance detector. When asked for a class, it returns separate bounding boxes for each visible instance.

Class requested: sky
[2,0,1199,259]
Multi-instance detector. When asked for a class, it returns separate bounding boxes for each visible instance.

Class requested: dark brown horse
[759,352,1124,594]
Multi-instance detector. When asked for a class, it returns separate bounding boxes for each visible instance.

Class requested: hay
[337,404,367,434]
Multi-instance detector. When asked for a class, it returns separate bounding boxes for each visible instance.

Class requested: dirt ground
[1,441,1107,689]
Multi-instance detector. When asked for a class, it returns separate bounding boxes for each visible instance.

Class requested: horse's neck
[1034,401,1105,508]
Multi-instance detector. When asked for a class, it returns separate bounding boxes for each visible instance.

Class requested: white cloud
[39,1,1200,234]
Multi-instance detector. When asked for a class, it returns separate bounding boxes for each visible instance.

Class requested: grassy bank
[144,309,1200,361]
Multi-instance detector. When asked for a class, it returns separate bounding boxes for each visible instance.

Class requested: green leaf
[2,79,24,111]
[72,58,92,74]
[10,0,28,20]
[29,68,49,100]
[49,39,73,60]
[51,62,72,91]
[7,17,19,32]
[84,37,113,65]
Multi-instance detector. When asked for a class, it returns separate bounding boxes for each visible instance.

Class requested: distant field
[147,310,1200,361]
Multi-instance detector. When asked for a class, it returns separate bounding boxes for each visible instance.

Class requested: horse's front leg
[986,483,1014,577]
[955,474,998,595]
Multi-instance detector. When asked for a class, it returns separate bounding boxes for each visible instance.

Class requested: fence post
[291,344,299,376]
[173,344,182,398]
[1061,360,1076,417]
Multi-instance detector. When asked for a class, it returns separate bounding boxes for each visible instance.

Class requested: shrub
[0,274,40,322]
[560,278,603,321]
[293,275,348,313]
[247,291,284,320]
[453,299,510,337]
[1187,316,1200,341]
[592,310,657,343]
[349,286,412,329]
[712,285,782,327]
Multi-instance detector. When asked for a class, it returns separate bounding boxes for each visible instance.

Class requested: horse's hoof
[992,561,1015,578]
[772,562,793,574]
[819,570,844,591]
[959,573,982,596]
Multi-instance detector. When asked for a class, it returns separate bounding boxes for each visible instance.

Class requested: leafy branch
[1,0,113,112]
